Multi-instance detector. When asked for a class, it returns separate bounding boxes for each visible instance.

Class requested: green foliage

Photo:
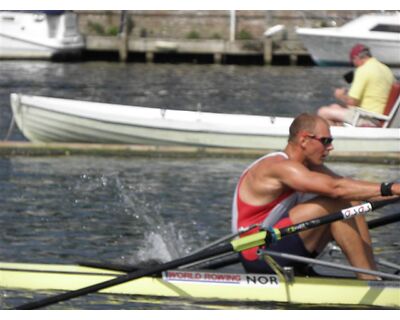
[237,29,253,40]
[211,33,222,39]
[106,26,119,36]
[87,21,105,35]
[87,21,119,36]
[186,30,200,39]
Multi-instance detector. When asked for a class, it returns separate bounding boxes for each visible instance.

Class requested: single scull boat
[1,261,399,308]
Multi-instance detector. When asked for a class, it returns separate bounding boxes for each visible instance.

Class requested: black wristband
[380,182,394,197]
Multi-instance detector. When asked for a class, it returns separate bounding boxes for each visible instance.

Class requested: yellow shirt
[348,57,394,114]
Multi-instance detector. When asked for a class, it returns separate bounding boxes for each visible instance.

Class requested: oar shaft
[16,243,233,310]
[277,198,399,240]
[368,212,400,229]
[79,211,400,273]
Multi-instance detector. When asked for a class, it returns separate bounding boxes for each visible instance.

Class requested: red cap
[349,44,368,61]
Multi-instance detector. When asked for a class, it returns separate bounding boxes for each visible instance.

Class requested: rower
[231,113,400,279]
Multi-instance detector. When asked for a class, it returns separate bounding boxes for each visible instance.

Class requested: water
[0,61,399,309]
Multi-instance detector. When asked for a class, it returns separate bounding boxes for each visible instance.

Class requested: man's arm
[273,160,399,201]
[334,88,360,106]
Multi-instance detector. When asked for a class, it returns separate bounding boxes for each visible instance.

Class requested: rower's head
[288,113,334,165]
[349,44,371,67]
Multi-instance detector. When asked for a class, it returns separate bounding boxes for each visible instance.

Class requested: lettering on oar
[342,202,372,219]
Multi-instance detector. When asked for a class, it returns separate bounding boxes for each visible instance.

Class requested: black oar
[79,210,400,273]
[15,197,398,310]
[275,198,399,240]
[367,212,400,229]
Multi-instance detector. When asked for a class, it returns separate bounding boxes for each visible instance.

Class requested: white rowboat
[10,94,400,154]
[1,261,399,308]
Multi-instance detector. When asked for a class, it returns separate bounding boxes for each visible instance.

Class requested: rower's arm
[273,161,399,201]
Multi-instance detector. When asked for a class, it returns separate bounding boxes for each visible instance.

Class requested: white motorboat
[0,11,84,59]
[296,12,400,66]
[9,93,400,155]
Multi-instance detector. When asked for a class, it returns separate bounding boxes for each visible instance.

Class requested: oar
[273,198,399,241]
[367,212,400,229]
[79,210,400,273]
[15,197,398,310]
[78,224,259,272]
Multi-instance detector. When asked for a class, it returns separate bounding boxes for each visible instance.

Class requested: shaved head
[288,113,329,142]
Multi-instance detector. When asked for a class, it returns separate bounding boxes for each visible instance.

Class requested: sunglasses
[307,135,334,146]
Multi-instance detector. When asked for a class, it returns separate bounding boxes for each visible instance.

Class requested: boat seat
[350,82,400,128]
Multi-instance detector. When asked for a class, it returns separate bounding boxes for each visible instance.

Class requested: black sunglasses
[307,135,334,146]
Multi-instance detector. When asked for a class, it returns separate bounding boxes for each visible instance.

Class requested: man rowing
[231,113,399,280]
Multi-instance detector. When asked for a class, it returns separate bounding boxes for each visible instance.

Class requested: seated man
[317,44,394,126]
[231,113,400,279]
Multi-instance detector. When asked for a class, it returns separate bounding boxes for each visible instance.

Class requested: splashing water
[115,176,189,264]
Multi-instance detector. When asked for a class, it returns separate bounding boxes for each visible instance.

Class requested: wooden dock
[84,35,310,65]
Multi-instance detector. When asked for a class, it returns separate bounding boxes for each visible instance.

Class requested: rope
[3,114,15,141]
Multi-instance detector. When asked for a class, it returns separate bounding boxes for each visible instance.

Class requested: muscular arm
[273,160,398,201]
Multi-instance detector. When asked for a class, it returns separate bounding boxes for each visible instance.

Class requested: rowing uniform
[231,151,317,274]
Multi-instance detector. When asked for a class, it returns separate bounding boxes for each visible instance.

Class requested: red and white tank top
[231,151,297,260]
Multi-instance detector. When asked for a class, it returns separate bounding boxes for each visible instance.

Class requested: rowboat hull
[1,262,399,308]
[10,93,400,154]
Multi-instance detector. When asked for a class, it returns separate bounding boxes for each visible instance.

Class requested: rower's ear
[297,131,309,147]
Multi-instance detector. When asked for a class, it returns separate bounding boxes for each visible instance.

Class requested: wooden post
[146,51,154,63]
[118,11,128,62]
[214,53,222,64]
[263,39,272,65]
[119,33,128,62]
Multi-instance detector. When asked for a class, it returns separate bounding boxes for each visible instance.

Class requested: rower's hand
[393,184,400,196]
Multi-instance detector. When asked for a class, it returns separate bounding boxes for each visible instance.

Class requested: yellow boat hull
[1,262,399,308]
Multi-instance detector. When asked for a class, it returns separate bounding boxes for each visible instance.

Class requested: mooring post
[118,11,128,62]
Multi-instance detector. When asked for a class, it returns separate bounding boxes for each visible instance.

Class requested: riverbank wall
[76,10,375,65]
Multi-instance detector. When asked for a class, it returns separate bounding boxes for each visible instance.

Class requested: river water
[0,61,399,309]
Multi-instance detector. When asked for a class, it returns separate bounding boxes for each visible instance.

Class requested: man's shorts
[344,106,381,127]
[240,192,319,275]
[239,233,318,275]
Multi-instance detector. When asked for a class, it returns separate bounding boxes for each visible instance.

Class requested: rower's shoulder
[252,153,300,175]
